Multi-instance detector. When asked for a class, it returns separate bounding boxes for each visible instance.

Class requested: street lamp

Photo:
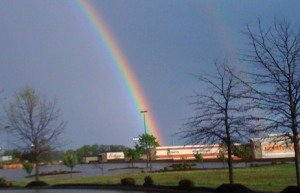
[140,110,147,134]
[140,110,150,169]
[3,126,10,150]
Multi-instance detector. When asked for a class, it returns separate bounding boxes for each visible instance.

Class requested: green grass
[12,163,296,192]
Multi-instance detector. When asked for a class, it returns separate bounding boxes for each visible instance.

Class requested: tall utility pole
[140,110,147,134]
[140,110,149,169]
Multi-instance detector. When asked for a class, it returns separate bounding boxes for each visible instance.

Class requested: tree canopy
[181,62,252,184]
[242,19,300,186]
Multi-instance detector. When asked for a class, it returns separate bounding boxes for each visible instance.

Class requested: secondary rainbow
[76,0,164,144]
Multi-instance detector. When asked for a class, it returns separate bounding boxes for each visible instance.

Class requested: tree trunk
[290,100,299,186]
[227,140,234,184]
[148,149,152,171]
[34,148,40,182]
[146,149,150,169]
[35,161,39,181]
[225,103,234,184]
[292,129,300,186]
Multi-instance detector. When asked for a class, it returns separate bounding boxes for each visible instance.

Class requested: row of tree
[181,19,300,186]
[75,144,129,160]
[1,144,131,164]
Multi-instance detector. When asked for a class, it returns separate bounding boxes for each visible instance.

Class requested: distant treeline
[2,144,129,163]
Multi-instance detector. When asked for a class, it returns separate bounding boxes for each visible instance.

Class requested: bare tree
[242,19,300,186]
[181,62,251,184]
[7,87,66,181]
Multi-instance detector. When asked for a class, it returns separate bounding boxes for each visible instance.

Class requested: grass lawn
[13,163,296,192]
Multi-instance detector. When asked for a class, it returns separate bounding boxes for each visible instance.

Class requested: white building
[154,145,236,161]
[251,135,295,159]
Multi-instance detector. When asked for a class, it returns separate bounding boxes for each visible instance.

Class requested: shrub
[178,179,195,189]
[121,177,136,186]
[163,166,172,171]
[143,176,154,187]
[215,184,254,193]
[0,178,12,187]
[25,181,49,187]
[169,163,193,170]
[182,163,192,169]
[22,162,34,175]
[194,152,203,162]
[281,186,300,193]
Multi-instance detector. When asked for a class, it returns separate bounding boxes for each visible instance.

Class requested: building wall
[100,152,125,162]
[154,145,225,161]
[251,135,295,159]
[81,156,99,163]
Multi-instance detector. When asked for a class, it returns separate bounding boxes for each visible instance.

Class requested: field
[13,163,296,192]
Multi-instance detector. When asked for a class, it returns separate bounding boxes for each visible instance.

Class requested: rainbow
[76,0,164,144]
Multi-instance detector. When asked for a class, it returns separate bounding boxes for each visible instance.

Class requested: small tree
[136,134,159,169]
[217,151,226,168]
[62,151,78,178]
[22,162,34,176]
[233,144,252,166]
[7,87,66,181]
[194,152,204,168]
[124,145,141,168]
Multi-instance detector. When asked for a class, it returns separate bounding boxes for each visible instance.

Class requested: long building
[154,145,237,161]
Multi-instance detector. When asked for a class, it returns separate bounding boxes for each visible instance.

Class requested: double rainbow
[76,0,163,145]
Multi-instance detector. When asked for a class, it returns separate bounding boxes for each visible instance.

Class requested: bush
[143,176,154,187]
[215,184,254,193]
[120,177,136,186]
[25,180,49,187]
[281,186,300,193]
[178,179,195,189]
[169,163,193,170]
[0,178,12,187]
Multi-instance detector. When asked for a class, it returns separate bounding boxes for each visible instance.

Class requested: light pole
[4,126,10,150]
[140,110,147,134]
[140,110,149,169]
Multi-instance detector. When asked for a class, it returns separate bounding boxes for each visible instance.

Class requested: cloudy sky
[0,0,299,149]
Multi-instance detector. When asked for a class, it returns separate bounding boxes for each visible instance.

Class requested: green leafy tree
[62,151,78,178]
[136,134,159,169]
[217,151,226,168]
[75,144,129,161]
[233,144,252,166]
[76,145,98,160]
[108,145,129,152]
[22,162,34,176]
[3,149,22,162]
[124,145,141,168]
[194,152,204,168]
